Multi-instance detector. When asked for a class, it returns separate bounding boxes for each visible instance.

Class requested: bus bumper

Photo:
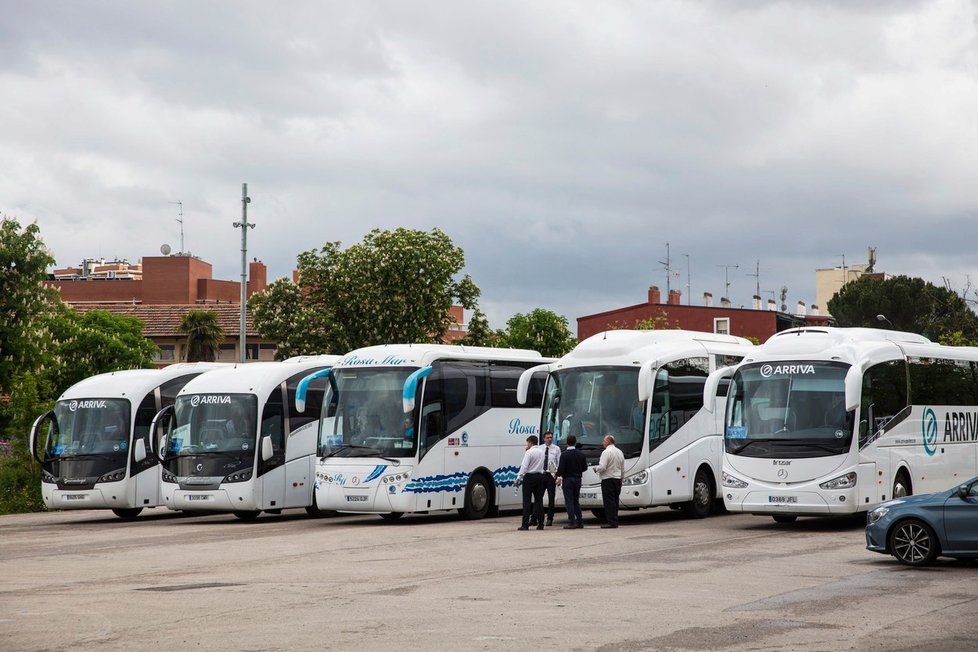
[722,488,857,515]
[42,481,131,510]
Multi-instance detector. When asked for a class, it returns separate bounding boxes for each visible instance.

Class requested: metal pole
[233,184,253,363]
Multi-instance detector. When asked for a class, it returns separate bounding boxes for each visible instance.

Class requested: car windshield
[49,398,131,459]
[725,361,853,458]
[319,368,416,458]
[168,394,258,457]
[541,368,643,460]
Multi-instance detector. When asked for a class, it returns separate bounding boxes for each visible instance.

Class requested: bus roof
[744,327,935,367]
[58,363,228,402]
[175,355,341,398]
[335,344,547,369]
[551,329,755,370]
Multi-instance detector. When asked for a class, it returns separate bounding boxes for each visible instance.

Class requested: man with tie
[535,431,561,526]
[514,435,546,530]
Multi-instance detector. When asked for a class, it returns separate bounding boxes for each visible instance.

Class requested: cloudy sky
[3,1,977,333]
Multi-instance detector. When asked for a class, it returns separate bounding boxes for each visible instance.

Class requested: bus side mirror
[261,435,274,462]
[133,438,147,463]
[702,367,737,414]
[844,366,862,412]
[149,405,175,462]
[29,411,55,464]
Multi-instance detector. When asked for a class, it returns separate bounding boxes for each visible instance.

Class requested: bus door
[282,369,326,508]
[132,391,161,508]
[258,384,288,509]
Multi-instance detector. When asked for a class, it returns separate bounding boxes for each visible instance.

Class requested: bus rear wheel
[460,473,492,520]
[233,510,261,521]
[111,508,142,519]
[681,469,714,519]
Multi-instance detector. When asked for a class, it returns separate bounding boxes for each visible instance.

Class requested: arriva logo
[68,400,108,411]
[922,407,938,456]
[190,395,232,407]
[760,364,815,378]
[508,418,537,435]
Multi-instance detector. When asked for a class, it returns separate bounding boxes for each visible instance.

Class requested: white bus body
[519,330,754,518]
[155,355,340,519]
[712,327,978,522]
[295,344,552,520]
[29,363,224,518]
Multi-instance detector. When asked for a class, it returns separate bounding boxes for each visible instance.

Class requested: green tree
[500,308,577,358]
[457,309,504,347]
[178,310,224,362]
[46,306,157,389]
[828,275,978,342]
[250,228,480,355]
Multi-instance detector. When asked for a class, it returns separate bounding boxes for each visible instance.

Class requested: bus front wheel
[772,514,797,524]
[893,471,912,499]
[681,468,714,519]
[111,508,142,519]
[233,510,261,521]
[590,508,606,521]
[460,473,492,520]
[379,512,403,522]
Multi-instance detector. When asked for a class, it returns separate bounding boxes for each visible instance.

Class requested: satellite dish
[160,244,172,255]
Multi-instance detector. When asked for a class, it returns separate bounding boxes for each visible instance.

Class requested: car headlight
[722,472,748,489]
[867,506,889,525]
[819,472,857,490]
[622,470,649,486]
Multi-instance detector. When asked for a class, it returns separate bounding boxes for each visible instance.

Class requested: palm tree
[178,310,224,362]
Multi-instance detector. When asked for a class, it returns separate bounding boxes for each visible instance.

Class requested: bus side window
[861,360,908,445]
[419,375,445,459]
[286,367,328,431]
[260,386,286,472]
[133,393,159,471]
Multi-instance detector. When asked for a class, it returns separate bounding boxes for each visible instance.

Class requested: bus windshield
[726,361,853,458]
[542,368,644,460]
[169,394,258,456]
[319,368,416,458]
[49,398,130,460]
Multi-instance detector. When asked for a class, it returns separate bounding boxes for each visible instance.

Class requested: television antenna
[169,201,184,254]
[717,264,739,299]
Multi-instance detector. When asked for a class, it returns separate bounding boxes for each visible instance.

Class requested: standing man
[555,434,588,529]
[514,435,546,530]
[536,431,561,526]
[594,434,625,529]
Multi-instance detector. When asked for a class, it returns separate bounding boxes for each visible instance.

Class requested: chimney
[247,260,267,297]
[752,295,761,310]
[796,301,807,316]
[767,299,777,311]
[703,292,713,307]
[648,286,661,305]
[811,304,820,316]
[667,289,681,305]
[721,297,731,308]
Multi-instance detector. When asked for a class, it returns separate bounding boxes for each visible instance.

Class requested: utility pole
[717,264,739,299]
[232,184,254,363]
[169,201,184,254]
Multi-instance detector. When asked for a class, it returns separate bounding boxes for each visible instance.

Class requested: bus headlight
[382,472,411,484]
[819,472,857,490]
[622,470,648,486]
[161,469,178,483]
[223,469,253,483]
[867,506,889,525]
[97,468,126,483]
[722,472,748,489]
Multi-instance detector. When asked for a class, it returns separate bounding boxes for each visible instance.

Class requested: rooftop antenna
[169,201,184,254]
[682,253,691,305]
[717,264,739,299]
[657,242,672,295]
[839,253,847,287]
[746,259,761,297]
[780,285,789,312]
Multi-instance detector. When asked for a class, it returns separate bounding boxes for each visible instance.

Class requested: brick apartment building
[48,255,276,365]
[577,286,832,342]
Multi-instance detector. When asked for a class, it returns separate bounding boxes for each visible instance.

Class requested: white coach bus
[293,344,552,521]
[153,355,340,520]
[29,363,223,518]
[709,326,978,523]
[517,330,754,519]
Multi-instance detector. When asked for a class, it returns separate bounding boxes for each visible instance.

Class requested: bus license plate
[346,495,368,502]
[64,494,86,501]
[582,492,598,500]
[187,494,210,501]
[768,496,798,504]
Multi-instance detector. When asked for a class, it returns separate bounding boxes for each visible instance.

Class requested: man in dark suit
[556,434,589,529]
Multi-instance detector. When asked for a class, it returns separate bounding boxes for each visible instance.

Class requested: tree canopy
[250,228,480,357]
[827,275,978,343]
[499,308,577,358]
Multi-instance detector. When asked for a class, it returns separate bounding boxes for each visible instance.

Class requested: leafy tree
[457,309,504,347]
[178,309,224,362]
[500,308,577,358]
[250,228,480,355]
[47,306,157,388]
[828,275,978,342]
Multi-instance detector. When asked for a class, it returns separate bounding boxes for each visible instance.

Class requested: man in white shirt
[514,435,546,530]
[534,431,561,527]
[594,434,625,528]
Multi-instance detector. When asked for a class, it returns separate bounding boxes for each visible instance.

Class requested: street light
[876,314,894,329]
[232,183,254,363]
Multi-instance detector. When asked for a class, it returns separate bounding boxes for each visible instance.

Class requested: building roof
[72,304,259,338]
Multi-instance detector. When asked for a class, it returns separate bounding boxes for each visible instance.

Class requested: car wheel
[772,515,797,524]
[681,468,714,519]
[889,518,939,566]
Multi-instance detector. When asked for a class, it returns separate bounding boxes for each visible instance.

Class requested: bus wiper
[51,453,119,461]
[324,445,374,458]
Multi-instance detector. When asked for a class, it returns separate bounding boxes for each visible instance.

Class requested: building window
[218,343,236,362]
[155,344,176,362]
[259,343,277,361]
[246,344,260,360]
[714,318,730,335]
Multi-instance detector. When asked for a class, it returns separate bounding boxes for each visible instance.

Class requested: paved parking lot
[2,506,978,651]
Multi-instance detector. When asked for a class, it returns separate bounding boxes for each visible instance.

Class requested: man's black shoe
[536,525,544,530]
[546,520,553,526]
[517,526,529,530]
[563,525,576,529]
[600,524,618,529]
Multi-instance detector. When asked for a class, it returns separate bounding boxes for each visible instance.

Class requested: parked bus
[708,327,978,522]
[516,330,754,519]
[294,344,552,520]
[152,355,340,520]
[29,363,224,518]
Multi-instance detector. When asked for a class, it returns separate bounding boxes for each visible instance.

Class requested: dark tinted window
[286,367,329,431]
[908,357,978,406]
[649,357,709,450]
[489,361,546,408]
[860,360,908,445]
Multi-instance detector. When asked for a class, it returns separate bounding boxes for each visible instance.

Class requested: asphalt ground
[2,506,978,651]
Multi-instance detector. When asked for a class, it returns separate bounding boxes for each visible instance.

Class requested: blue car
[866,476,978,566]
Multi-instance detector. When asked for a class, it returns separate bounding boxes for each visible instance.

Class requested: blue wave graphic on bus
[363,465,387,483]
[922,407,938,456]
[493,466,519,488]
[404,472,468,494]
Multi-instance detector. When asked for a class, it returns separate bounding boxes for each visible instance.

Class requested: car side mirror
[957,484,971,499]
